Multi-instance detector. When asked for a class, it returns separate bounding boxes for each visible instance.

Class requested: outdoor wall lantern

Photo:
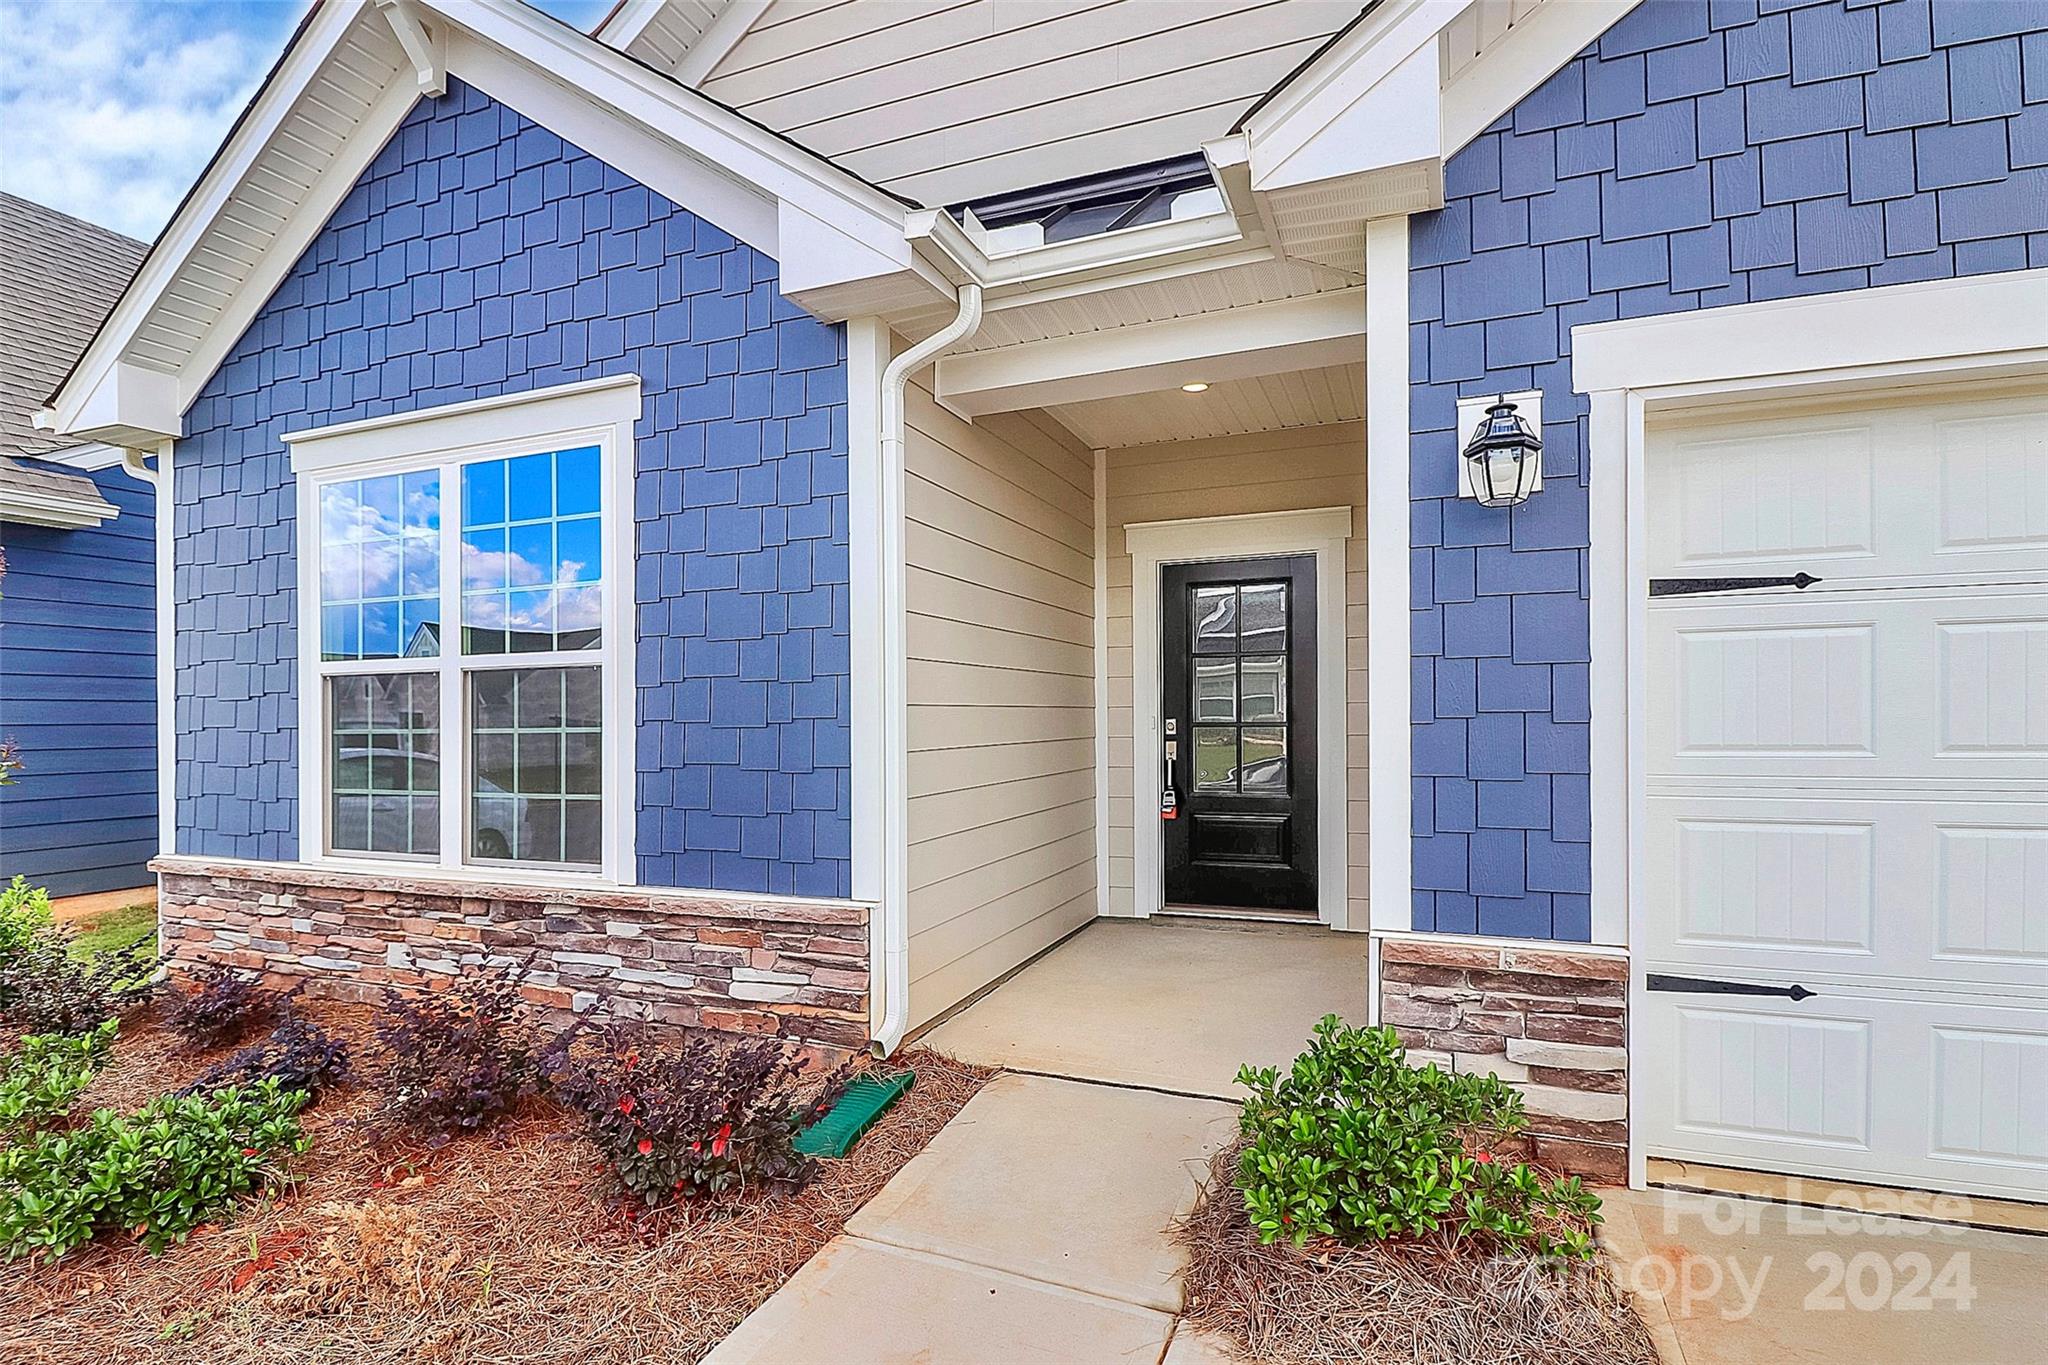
[1456,390,1544,508]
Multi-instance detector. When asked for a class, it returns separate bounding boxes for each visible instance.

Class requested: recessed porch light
[1180,381,1210,393]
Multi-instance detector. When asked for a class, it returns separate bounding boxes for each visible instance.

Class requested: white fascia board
[29,441,129,471]
[453,0,909,249]
[174,75,425,415]
[1572,267,2048,395]
[0,485,120,529]
[593,0,666,49]
[1440,0,1642,155]
[935,287,1365,417]
[1258,40,1443,194]
[1243,0,1452,194]
[452,32,778,252]
[674,0,766,85]
[43,0,370,443]
[47,0,936,447]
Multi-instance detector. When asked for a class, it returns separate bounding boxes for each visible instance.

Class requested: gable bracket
[376,0,447,98]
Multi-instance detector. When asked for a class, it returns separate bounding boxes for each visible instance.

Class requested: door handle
[1647,973,1815,1001]
[1649,572,1822,597]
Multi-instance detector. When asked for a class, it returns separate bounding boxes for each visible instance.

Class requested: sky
[0,0,614,242]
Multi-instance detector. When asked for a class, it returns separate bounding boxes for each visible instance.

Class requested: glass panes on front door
[1189,581,1290,793]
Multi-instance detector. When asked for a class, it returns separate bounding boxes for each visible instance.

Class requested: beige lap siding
[1377,938,1629,1183]
[1102,421,1368,924]
[903,381,1098,1031]
[151,859,869,1057]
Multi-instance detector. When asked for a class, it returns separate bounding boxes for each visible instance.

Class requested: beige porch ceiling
[1048,361,1363,449]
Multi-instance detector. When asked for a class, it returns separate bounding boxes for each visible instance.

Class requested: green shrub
[0,929,156,1033]
[0,875,54,976]
[0,1020,118,1137]
[0,1079,307,1260]
[1235,1015,1601,1259]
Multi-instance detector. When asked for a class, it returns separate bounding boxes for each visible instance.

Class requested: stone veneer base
[1378,937,1628,1183]
[151,858,871,1055]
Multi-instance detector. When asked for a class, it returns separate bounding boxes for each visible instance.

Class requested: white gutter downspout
[869,283,983,1058]
[117,441,176,876]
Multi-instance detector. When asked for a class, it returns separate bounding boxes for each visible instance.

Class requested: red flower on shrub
[637,1138,654,1156]
[616,1094,636,1115]
[1473,1150,1495,1165]
[711,1123,732,1158]
[624,1050,640,1070]
[242,1147,259,1157]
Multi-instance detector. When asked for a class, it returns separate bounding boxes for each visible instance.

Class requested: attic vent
[955,154,1222,246]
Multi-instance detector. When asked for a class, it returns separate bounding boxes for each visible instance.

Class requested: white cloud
[0,0,301,239]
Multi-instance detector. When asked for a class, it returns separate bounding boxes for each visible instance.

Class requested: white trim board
[286,374,641,886]
[1124,506,1355,929]
[1363,214,1412,933]
[1568,265,2048,1189]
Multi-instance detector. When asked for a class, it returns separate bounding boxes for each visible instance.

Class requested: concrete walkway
[919,917,1371,1098]
[709,919,1368,1364]
[706,1071,1236,1364]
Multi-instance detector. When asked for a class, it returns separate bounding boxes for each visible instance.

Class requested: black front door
[1161,556,1317,912]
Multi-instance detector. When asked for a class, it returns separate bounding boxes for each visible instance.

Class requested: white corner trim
[285,374,642,471]
[1363,214,1412,933]
[154,440,175,861]
[291,376,640,886]
[1125,506,1354,929]
[1573,268,2048,397]
[845,318,889,906]
[1574,266,2048,951]
[1092,448,1111,921]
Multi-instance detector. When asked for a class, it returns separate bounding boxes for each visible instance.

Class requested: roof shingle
[0,192,149,458]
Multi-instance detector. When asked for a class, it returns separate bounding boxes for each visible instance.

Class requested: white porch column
[1364,214,1412,935]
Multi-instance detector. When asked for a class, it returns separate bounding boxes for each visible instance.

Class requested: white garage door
[1638,386,2048,1203]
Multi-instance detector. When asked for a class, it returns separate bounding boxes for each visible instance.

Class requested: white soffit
[42,0,939,449]
[935,287,1365,418]
[1050,363,1364,450]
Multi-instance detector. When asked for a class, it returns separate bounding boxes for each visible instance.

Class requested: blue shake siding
[1408,0,2048,940]
[176,77,852,897]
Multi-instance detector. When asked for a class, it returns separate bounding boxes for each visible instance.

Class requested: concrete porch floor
[917,916,1373,1098]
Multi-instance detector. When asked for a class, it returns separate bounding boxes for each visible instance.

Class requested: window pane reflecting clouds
[461,447,602,654]
[320,471,440,660]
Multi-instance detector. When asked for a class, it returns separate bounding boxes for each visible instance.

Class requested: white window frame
[286,375,640,886]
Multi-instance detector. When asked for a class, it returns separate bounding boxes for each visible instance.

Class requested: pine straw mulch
[1174,1143,1659,1365]
[1,1000,994,1365]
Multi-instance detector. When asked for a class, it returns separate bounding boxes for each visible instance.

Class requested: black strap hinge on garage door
[1647,973,1815,1001]
[1649,572,1822,598]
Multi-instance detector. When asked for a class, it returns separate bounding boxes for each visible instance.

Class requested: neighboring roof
[0,193,147,458]
[0,453,119,529]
